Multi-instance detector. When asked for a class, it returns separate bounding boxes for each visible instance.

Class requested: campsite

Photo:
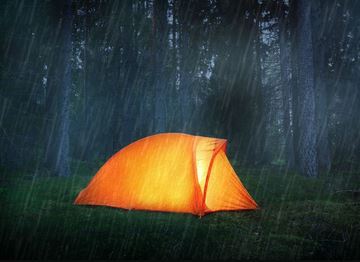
[1,0,360,260]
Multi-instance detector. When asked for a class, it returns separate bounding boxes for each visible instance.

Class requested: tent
[74,133,258,216]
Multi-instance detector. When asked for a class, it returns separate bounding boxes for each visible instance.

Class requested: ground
[0,161,359,259]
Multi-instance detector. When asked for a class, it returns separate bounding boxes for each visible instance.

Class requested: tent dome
[74,133,258,216]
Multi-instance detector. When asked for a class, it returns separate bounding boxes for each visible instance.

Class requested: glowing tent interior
[74,133,258,216]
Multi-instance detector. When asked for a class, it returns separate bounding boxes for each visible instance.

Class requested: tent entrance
[194,137,227,212]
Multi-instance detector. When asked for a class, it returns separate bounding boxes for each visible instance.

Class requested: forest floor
[0,162,359,259]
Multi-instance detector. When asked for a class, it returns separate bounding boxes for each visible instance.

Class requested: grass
[0,162,359,259]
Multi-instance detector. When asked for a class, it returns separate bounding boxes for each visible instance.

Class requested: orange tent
[74,133,258,216]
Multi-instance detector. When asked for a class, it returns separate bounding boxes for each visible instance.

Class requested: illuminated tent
[74,133,258,216]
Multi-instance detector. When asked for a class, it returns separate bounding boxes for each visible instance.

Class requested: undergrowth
[0,162,359,259]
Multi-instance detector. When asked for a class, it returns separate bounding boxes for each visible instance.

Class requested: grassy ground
[0,162,359,259]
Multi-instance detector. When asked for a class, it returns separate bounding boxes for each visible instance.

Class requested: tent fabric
[74,133,258,216]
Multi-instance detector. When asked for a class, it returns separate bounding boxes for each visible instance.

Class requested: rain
[0,0,359,259]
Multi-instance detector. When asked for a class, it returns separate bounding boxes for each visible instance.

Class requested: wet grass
[0,163,359,259]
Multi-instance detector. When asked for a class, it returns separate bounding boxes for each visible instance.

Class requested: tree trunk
[289,0,300,171]
[153,0,168,133]
[294,0,318,177]
[315,76,331,173]
[78,0,91,161]
[45,0,73,177]
[118,0,138,148]
[312,0,332,173]
[279,11,295,170]
[178,0,193,131]
[254,14,270,165]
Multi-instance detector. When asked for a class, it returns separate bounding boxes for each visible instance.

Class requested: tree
[293,0,318,177]
[177,0,195,131]
[312,0,331,173]
[279,2,295,170]
[113,0,139,150]
[44,0,73,176]
[153,0,168,133]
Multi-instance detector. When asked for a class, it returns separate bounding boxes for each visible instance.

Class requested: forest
[0,0,359,260]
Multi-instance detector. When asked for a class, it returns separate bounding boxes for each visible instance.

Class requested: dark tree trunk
[254,14,270,165]
[171,0,178,90]
[254,24,265,164]
[178,0,193,131]
[78,0,91,161]
[153,0,168,133]
[294,0,318,177]
[279,10,295,170]
[44,0,73,177]
[118,0,138,149]
[312,0,332,173]
[289,0,300,171]
[315,76,331,173]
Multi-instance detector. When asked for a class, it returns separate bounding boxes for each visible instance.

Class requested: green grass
[0,163,359,259]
